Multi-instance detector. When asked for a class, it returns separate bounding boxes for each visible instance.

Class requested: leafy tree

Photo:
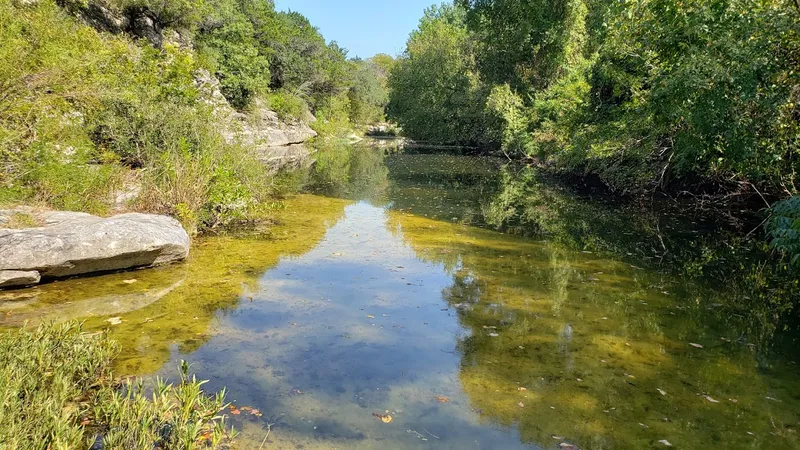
[387,4,494,146]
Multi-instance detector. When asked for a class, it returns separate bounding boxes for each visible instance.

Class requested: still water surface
[2,146,798,449]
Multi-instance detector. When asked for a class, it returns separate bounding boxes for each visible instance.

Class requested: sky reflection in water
[3,148,799,449]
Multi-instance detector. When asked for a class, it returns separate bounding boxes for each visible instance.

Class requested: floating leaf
[372,412,393,423]
[434,396,450,403]
[123,279,137,284]
[366,315,375,319]
[704,395,720,403]
[657,388,667,396]
[106,317,122,325]
[689,343,704,349]
[658,440,673,447]
[488,333,500,337]
[518,402,525,407]
[517,387,528,391]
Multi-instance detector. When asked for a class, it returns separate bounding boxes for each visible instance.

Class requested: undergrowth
[0,322,234,450]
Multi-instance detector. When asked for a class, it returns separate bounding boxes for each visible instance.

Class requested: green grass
[0,322,235,450]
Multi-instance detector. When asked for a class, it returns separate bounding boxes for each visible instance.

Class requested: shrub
[265,90,307,121]
[0,322,234,449]
[768,196,800,266]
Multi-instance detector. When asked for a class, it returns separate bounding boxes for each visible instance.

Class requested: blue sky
[273,0,437,59]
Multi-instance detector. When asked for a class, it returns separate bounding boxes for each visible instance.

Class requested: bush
[0,322,234,449]
[768,196,800,266]
[265,90,307,120]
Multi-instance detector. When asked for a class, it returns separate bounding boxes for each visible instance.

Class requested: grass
[2,212,43,229]
[0,322,235,450]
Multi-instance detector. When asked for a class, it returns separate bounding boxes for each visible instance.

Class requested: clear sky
[273,0,436,59]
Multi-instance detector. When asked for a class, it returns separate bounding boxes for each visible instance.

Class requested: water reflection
[2,143,799,449]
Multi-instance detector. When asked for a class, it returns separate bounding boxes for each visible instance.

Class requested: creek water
[1,144,798,449]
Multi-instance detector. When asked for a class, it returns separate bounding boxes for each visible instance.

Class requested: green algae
[387,209,800,449]
[2,145,800,450]
[0,194,351,375]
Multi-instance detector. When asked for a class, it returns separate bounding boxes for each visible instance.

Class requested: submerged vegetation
[0,322,233,449]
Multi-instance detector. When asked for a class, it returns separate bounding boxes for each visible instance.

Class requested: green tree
[387,3,494,146]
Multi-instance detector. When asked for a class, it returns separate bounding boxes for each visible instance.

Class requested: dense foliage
[0,0,388,232]
[389,0,800,196]
[0,322,233,449]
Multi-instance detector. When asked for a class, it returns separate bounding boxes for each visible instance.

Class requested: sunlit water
[1,147,798,449]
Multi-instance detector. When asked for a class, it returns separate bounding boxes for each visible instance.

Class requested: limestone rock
[0,211,189,288]
[194,70,317,171]
[0,271,40,288]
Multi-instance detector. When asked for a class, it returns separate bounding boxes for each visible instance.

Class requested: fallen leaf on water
[366,315,375,319]
[488,333,500,337]
[123,279,137,284]
[518,402,525,407]
[657,388,667,396]
[658,440,673,447]
[517,387,528,391]
[106,317,122,325]
[551,435,565,440]
[689,343,704,349]
[559,443,579,450]
[230,409,240,415]
[372,412,392,423]
[704,395,720,403]
[434,396,450,403]
[292,389,303,395]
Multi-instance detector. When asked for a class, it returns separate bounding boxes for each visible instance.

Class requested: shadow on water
[2,140,799,449]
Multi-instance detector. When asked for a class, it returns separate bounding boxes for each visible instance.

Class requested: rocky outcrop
[66,2,166,47]
[0,210,190,288]
[195,70,317,172]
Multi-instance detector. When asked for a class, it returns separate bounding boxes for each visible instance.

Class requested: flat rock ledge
[0,210,190,289]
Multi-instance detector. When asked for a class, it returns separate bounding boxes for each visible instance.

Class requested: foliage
[393,0,800,196]
[0,0,279,232]
[768,196,800,265]
[387,4,495,146]
[265,90,307,120]
[347,59,389,125]
[0,322,233,450]
[195,1,271,109]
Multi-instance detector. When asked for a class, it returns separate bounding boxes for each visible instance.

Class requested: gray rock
[194,70,317,171]
[0,270,40,288]
[0,211,189,288]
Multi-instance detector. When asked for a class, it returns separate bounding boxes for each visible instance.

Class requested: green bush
[0,322,234,449]
[768,196,800,266]
[265,90,307,120]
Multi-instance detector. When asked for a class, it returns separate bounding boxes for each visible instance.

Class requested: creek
[2,143,798,449]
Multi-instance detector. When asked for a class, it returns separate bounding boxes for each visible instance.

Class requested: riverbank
[0,322,234,449]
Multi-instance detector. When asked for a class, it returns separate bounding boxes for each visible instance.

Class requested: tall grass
[0,322,234,450]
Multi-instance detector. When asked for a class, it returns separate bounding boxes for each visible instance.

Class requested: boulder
[0,211,189,288]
